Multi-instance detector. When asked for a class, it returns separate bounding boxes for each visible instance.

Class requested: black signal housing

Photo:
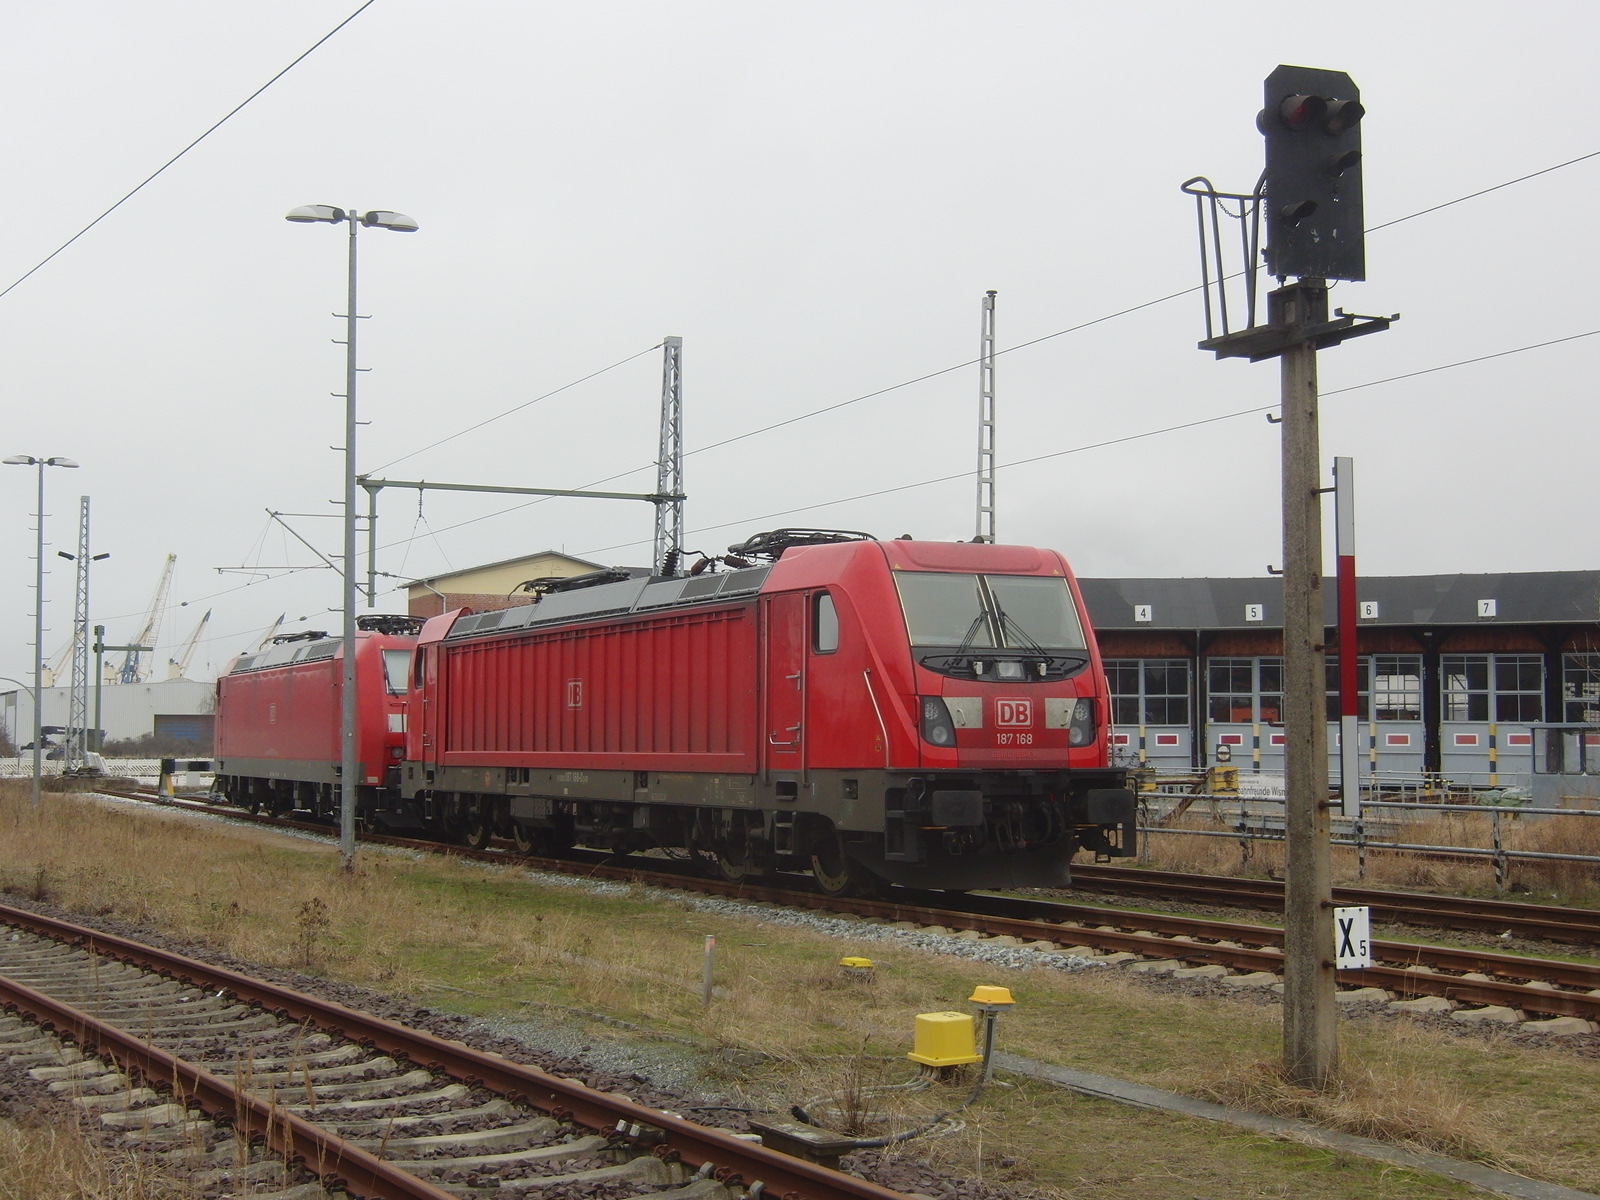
[1260,65,1365,281]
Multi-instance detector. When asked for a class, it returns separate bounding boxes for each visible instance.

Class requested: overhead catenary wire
[0,1,379,304]
[186,315,1600,608]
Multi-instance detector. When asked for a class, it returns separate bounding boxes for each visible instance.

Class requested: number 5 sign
[1334,906,1373,969]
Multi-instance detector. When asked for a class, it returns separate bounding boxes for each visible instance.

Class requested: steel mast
[653,336,684,573]
[64,497,91,771]
[976,291,997,543]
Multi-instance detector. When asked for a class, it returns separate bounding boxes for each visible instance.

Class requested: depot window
[1562,653,1600,724]
[1369,655,1422,721]
[1106,659,1190,725]
[1442,654,1544,722]
[1206,657,1282,724]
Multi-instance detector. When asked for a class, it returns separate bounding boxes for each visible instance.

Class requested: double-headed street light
[285,205,418,869]
[3,454,80,809]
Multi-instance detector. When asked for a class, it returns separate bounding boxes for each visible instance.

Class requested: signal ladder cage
[1180,175,1268,344]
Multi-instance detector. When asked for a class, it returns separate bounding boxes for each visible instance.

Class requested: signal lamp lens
[1321,99,1365,135]
[1279,199,1318,227]
[1327,148,1362,176]
[1277,93,1326,131]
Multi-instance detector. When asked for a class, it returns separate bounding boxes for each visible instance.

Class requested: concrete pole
[93,626,106,753]
[29,459,45,809]
[1275,279,1337,1088]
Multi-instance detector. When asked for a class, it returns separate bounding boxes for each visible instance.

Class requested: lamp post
[3,454,79,809]
[285,205,418,869]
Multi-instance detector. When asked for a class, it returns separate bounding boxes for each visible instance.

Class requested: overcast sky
[2,0,1595,686]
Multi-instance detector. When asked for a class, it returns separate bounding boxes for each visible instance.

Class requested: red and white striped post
[1334,457,1360,819]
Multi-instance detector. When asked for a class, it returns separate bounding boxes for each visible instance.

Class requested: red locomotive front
[214,620,420,820]
[404,532,1133,892]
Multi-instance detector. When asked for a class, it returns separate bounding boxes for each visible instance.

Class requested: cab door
[762,592,807,779]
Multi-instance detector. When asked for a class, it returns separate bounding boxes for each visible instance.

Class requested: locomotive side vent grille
[679,574,727,599]
[635,579,691,609]
[718,566,772,595]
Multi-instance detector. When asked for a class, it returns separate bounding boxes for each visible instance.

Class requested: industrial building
[404,551,604,617]
[0,679,215,752]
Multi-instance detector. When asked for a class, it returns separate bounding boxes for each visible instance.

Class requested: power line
[1322,328,1599,396]
[1365,150,1600,233]
[370,341,664,473]
[579,325,1600,558]
[670,148,1600,467]
[0,1,379,303]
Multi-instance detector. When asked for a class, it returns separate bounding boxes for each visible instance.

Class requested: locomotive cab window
[813,592,839,654]
[383,649,413,695]
[895,572,1089,679]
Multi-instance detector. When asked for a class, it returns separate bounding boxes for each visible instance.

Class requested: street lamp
[3,454,80,809]
[285,205,418,869]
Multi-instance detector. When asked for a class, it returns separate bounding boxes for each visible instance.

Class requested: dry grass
[0,784,1596,1198]
[1141,805,1600,903]
[1190,1058,1498,1161]
[0,1117,200,1199]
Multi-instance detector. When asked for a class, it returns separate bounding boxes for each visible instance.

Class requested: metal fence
[1138,786,1600,888]
[0,757,165,780]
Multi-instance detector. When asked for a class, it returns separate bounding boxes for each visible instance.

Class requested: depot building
[1078,570,1599,790]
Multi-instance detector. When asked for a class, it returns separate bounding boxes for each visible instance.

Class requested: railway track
[0,900,918,1200]
[1065,863,1600,946]
[101,785,1600,1027]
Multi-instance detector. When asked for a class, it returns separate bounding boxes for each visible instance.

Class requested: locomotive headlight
[1067,698,1096,747]
[995,660,1024,680]
[921,697,957,747]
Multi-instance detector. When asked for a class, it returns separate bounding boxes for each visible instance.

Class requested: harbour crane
[254,614,286,651]
[167,609,211,680]
[117,554,175,685]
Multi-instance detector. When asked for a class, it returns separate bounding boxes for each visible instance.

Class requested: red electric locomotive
[402,531,1134,892]
[214,616,424,818]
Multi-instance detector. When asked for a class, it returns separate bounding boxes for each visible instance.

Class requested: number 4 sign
[1334,906,1373,969]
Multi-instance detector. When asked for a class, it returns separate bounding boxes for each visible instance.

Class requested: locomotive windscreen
[382,649,413,695]
[895,573,1088,650]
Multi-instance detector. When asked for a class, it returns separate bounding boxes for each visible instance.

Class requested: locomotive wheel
[510,824,574,857]
[713,841,760,884]
[810,834,873,898]
[459,817,493,850]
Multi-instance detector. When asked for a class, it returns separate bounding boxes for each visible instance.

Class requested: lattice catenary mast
[975,291,997,543]
[64,496,91,771]
[654,336,684,573]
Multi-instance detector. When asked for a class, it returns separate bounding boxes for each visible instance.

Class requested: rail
[0,899,917,1200]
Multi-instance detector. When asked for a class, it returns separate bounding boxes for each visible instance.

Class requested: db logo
[995,699,1033,728]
